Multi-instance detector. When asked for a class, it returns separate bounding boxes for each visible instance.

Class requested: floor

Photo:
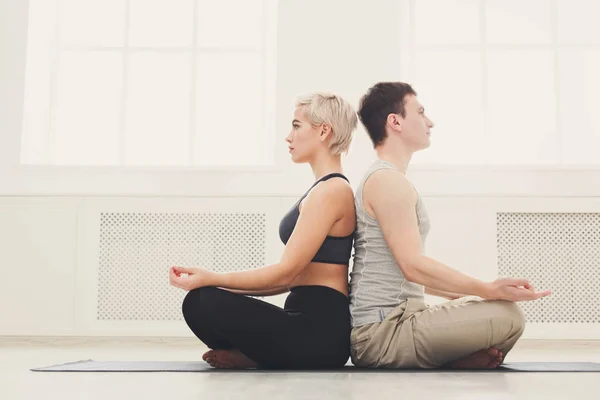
[2,337,599,400]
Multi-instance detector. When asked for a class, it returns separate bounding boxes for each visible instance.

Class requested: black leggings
[181,285,351,369]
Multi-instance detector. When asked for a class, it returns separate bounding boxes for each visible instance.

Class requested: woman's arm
[171,180,351,292]
[211,181,347,290]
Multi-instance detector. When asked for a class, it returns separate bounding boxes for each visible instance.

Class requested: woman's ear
[319,124,332,142]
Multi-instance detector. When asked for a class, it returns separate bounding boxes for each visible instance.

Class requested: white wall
[2,194,598,339]
[4,0,599,197]
[1,0,599,338]
[0,0,403,196]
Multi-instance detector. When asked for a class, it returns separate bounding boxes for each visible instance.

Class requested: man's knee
[494,301,526,337]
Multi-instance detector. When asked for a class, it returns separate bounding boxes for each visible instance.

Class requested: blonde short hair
[295,92,358,155]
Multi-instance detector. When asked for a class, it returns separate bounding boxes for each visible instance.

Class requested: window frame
[19,0,279,170]
[399,0,600,171]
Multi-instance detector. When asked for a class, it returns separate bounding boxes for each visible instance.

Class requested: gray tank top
[349,159,430,327]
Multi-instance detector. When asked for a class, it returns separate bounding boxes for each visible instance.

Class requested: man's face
[399,95,435,151]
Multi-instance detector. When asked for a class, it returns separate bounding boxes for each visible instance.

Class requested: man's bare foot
[202,349,258,369]
[446,347,503,369]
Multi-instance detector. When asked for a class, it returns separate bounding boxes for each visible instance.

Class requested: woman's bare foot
[446,347,503,369]
[202,349,258,369]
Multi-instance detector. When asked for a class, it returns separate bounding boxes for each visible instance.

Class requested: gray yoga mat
[31,360,600,372]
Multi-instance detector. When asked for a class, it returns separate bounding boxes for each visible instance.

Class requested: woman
[169,92,358,369]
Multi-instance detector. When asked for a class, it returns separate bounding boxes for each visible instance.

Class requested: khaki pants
[350,296,526,369]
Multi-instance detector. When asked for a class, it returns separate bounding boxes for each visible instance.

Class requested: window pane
[486,0,553,44]
[486,50,558,164]
[411,51,484,165]
[197,0,263,48]
[21,0,57,164]
[55,51,123,165]
[559,50,600,164]
[557,0,600,44]
[125,54,191,165]
[129,0,194,47]
[59,0,125,47]
[194,53,264,166]
[415,0,480,45]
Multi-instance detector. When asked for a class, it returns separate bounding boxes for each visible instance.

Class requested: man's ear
[387,113,402,133]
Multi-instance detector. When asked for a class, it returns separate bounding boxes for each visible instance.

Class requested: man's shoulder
[363,168,414,197]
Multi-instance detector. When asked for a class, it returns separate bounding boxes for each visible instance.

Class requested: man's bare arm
[365,169,551,302]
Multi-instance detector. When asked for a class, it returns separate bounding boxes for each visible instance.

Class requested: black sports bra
[278,173,354,265]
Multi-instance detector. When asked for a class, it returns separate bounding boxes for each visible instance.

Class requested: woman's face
[285,108,325,163]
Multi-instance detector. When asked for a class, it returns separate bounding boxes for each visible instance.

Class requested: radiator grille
[97,212,267,321]
[497,213,599,324]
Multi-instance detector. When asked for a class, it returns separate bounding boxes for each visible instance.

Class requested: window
[21,0,277,167]
[400,0,600,166]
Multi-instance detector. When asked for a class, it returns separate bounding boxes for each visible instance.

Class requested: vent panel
[497,213,599,324]
[97,212,267,321]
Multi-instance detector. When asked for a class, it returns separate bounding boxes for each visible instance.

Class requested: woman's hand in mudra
[169,266,215,291]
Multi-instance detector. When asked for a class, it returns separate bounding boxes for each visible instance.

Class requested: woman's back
[280,173,356,295]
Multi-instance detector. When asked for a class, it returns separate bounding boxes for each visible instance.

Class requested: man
[348,82,551,369]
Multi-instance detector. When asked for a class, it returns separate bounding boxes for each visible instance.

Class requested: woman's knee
[181,286,221,322]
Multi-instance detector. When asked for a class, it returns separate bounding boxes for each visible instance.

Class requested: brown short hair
[358,82,417,147]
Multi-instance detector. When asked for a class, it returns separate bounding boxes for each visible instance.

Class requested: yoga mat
[31,360,600,373]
